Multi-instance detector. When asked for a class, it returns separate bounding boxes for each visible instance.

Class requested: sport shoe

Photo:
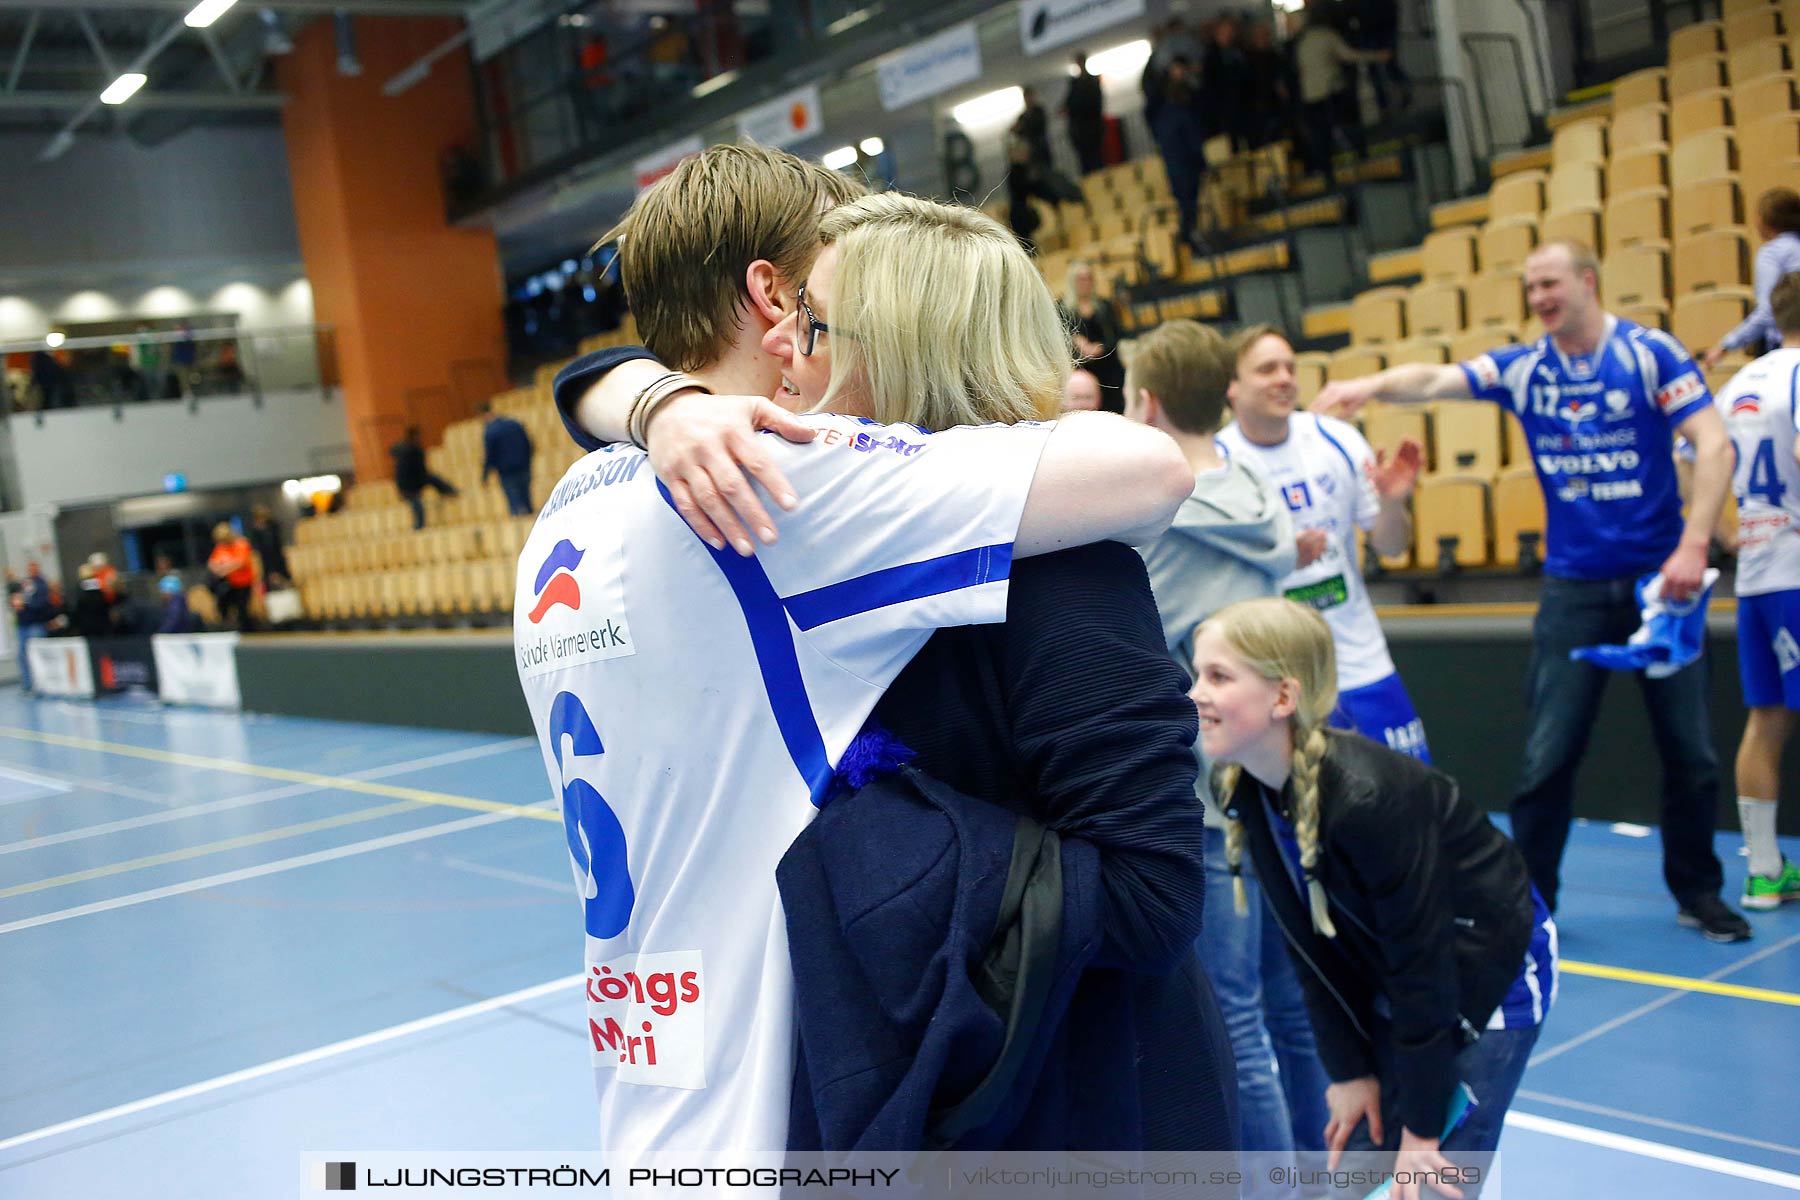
[1744,858,1800,911]
[1677,894,1754,942]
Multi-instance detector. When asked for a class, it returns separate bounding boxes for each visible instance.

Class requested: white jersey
[1716,348,1800,596]
[514,415,1051,1152]
[1217,412,1396,690]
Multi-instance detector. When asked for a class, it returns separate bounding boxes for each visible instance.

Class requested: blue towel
[1570,568,1720,679]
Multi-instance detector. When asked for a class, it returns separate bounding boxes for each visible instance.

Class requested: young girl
[1192,598,1556,1199]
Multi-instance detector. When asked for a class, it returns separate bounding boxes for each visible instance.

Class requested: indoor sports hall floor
[0,690,1796,1198]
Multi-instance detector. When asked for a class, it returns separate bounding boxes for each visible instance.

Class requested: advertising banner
[89,637,159,695]
[1018,0,1145,57]
[737,85,824,149]
[633,136,704,193]
[152,632,242,709]
[26,637,95,698]
[877,22,982,112]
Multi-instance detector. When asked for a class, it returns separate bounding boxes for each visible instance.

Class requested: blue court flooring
[0,688,1796,1197]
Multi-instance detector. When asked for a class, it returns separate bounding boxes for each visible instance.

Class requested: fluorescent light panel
[184,0,238,28]
[1085,39,1151,78]
[821,145,858,170]
[100,73,147,105]
[859,136,884,156]
[951,86,1023,128]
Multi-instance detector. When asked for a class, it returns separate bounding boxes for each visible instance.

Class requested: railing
[1462,32,1540,155]
[2,324,337,417]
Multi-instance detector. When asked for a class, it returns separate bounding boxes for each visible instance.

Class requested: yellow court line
[0,725,556,823]
[0,800,423,898]
[1561,959,1800,1008]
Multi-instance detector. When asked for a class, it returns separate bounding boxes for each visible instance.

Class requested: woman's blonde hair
[1063,258,1096,309]
[816,193,1070,429]
[1202,598,1341,938]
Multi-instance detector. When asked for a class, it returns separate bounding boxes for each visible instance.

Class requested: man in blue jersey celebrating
[1316,239,1749,941]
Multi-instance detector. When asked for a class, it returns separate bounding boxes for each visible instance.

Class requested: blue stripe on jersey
[658,483,834,807]
[1791,360,1800,434]
[1489,886,1557,1030]
[780,543,1014,631]
[1312,414,1360,479]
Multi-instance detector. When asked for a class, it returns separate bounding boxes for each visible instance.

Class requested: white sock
[1739,796,1783,879]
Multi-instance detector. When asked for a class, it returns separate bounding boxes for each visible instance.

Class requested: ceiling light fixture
[100,72,148,105]
[821,145,858,170]
[184,0,239,29]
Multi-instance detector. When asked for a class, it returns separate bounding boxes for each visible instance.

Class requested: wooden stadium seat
[1489,171,1548,221]
[1328,345,1388,381]
[1351,287,1409,344]
[1604,244,1671,309]
[1670,88,1732,143]
[1673,290,1754,349]
[1295,352,1330,408]
[1611,103,1670,147]
[1669,20,1724,62]
[1669,54,1728,99]
[1480,217,1540,272]
[1548,164,1605,212]
[1671,176,1742,238]
[1620,301,1672,329]
[1612,67,1668,109]
[1552,118,1608,166]
[1734,74,1798,130]
[1609,146,1669,195]
[1673,226,1752,293]
[1386,339,1450,366]
[1503,409,1530,467]
[1723,0,1776,18]
[1604,188,1669,248]
[1449,327,1519,362]
[1470,272,1527,329]
[1729,39,1790,83]
[1406,281,1466,337]
[1541,206,1604,256]
[1670,129,1737,186]
[1428,400,1504,478]
[1422,226,1481,281]
[1416,476,1492,568]
[1493,465,1548,568]
[1747,155,1800,209]
[1725,8,1783,50]
[1361,401,1428,463]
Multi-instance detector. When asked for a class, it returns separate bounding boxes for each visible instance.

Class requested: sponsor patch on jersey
[1468,354,1501,390]
[518,528,636,678]
[1285,574,1350,611]
[1732,393,1763,417]
[586,949,706,1089]
[1777,627,1800,676]
[1656,372,1705,415]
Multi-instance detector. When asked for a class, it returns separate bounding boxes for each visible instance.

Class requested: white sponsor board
[27,638,93,698]
[633,136,704,193]
[152,633,242,709]
[1018,0,1145,57]
[876,21,982,112]
[737,85,823,150]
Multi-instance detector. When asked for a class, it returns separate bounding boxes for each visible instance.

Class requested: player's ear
[744,260,787,327]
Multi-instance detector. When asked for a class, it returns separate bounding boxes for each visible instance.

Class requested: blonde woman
[767,192,1236,1151]
[1192,597,1554,1198]
[1059,260,1124,411]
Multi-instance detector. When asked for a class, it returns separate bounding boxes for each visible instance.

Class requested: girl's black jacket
[1222,730,1536,1138]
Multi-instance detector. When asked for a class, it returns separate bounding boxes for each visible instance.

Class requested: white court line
[0,765,73,799]
[1515,1089,1800,1159]
[0,737,537,856]
[0,764,168,809]
[437,855,570,894]
[1529,927,1800,1066]
[1506,1111,1800,1190]
[0,802,556,935]
[0,972,582,1156]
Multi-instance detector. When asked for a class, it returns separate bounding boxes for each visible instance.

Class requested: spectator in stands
[1242,20,1296,152]
[1062,366,1103,411]
[1064,50,1106,176]
[1126,322,1331,1186]
[154,555,197,635]
[1203,13,1252,152]
[479,402,537,516]
[1220,325,1431,761]
[1061,260,1124,411]
[208,522,257,631]
[1313,239,1749,942]
[1712,273,1800,912]
[248,504,290,589]
[170,322,198,398]
[1197,597,1553,1197]
[87,552,118,603]
[70,563,113,640]
[11,560,56,694]
[1143,16,1203,128]
[30,349,72,409]
[1343,0,1409,116]
[132,324,161,402]
[1293,0,1388,180]
[390,425,459,530]
[1151,56,1210,254]
[1702,187,1800,369]
[1006,86,1082,249]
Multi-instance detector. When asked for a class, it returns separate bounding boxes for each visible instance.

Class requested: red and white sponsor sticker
[585,950,706,1089]
[1656,372,1705,414]
[1467,354,1501,390]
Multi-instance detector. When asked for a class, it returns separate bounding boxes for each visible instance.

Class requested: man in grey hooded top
[1123,319,1334,1192]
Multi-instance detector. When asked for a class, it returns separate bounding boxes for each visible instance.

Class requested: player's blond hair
[1204,598,1341,938]
[815,193,1069,428]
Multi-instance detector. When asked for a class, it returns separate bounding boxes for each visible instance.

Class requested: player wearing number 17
[1313,240,1750,942]
[1713,272,1800,913]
